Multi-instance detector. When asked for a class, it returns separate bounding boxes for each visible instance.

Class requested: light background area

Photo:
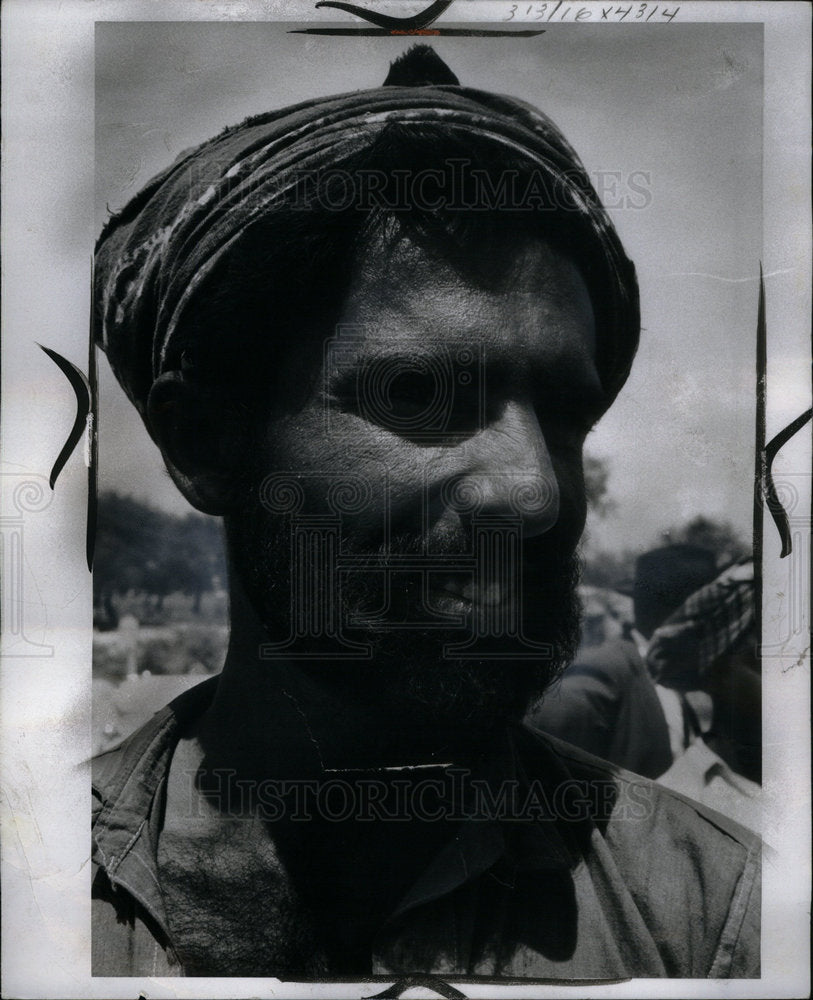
[1,3,810,999]
[95,21,764,554]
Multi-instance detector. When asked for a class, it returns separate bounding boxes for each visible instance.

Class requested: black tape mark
[38,345,91,491]
[39,264,99,571]
[764,408,812,558]
[363,975,468,999]
[315,0,454,30]
[301,0,545,35]
[290,27,546,36]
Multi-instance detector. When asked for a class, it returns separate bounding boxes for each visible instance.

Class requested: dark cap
[633,544,718,639]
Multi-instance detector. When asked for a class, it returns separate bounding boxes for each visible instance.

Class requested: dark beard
[226,505,582,741]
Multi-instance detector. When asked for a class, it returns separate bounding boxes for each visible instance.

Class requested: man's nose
[447,401,560,537]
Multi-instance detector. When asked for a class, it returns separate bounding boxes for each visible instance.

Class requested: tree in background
[584,455,616,519]
[581,455,634,587]
[94,492,227,626]
[580,457,750,591]
[662,515,750,569]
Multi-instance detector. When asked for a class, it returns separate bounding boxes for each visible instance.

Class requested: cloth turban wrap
[95,51,640,420]
[647,559,756,690]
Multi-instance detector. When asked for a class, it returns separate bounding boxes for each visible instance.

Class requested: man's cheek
[259,424,389,517]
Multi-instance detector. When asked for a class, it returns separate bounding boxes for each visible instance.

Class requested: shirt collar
[92,675,221,938]
[92,675,577,940]
[382,727,577,923]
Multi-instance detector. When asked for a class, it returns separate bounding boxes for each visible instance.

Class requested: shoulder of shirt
[517,721,761,852]
[91,673,220,824]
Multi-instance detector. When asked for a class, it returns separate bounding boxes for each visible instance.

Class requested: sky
[94,21,764,554]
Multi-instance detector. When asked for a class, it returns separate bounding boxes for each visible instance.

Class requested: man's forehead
[350,224,591,297]
[331,229,598,366]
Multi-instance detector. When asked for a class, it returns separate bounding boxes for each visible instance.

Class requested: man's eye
[383,372,438,410]
[329,358,490,440]
[341,367,483,439]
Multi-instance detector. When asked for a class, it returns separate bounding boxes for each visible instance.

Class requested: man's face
[229,228,604,740]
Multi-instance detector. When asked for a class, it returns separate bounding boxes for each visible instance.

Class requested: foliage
[584,455,615,518]
[581,547,637,590]
[662,515,750,568]
[580,458,750,589]
[94,492,227,624]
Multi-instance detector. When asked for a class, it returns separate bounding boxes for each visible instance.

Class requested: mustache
[339,528,578,623]
[341,520,575,570]
[337,521,582,643]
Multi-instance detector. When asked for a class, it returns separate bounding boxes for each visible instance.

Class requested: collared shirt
[91,675,760,980]
[657,738,762,837]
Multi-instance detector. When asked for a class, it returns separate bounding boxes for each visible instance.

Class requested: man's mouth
[428,573,509,611]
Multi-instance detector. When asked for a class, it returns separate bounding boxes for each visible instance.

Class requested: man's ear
[146,371,250,516]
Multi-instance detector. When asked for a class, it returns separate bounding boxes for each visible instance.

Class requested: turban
[95,46,640,420]
[647,560,756,690]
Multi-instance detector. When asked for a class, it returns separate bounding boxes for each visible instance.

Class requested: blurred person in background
[527,588,673,778]
[648,558,761,834]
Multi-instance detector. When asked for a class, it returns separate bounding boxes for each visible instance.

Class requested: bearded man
[91,47,760,980]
